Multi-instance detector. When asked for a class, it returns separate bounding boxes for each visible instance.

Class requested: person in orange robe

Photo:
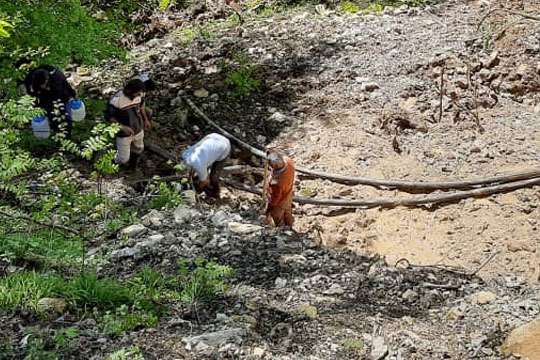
[264,150,295,227]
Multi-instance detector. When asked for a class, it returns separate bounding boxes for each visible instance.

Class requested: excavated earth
[56,0,540,358]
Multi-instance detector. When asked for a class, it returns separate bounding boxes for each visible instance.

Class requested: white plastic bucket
[32,116,50,139]
[69,99,86,122]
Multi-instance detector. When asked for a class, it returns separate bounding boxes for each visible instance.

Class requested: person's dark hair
[31,69,50,91]
[123,79,145,99]
[143,79,156,92]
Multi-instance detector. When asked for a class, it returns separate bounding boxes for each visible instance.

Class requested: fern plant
[0,96,43,198]
[0,19,12,38]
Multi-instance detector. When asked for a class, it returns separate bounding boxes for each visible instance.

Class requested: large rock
[36,298,67,314]
[174,207,200,225]
[194,88,209,98]
[370,336,388,360]
[502,318,540,360]
[183,328,246,350]
[470,291,497,305]
[142,210,165,227]
[111,247,139,259]
[227,222,263,234]
[119,224,147,238]
[211,210,230,227]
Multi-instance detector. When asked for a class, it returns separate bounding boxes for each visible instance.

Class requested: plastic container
[32,115,50,139]
[68,99,86,122]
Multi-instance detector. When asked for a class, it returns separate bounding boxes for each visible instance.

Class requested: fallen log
[185,98,540,192]
[223,177,540,209]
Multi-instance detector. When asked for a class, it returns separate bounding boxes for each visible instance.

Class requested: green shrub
[148,182,183,209]
[0,0,125,97]
[178,258,233,307]
[225,53,261,98]
[340,1,360,13]
[105,346,144,360]
[101,304,158,336]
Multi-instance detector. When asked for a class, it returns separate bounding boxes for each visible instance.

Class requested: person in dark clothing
[105,79,152,170]
[24,65,76,136]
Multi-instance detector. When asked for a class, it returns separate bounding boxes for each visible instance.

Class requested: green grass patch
[0,271,133,313]
[0,272,66,312]
[174,26,198,46]
[178,258,234,307]
[0,230,83,269]
[343,338,364,354]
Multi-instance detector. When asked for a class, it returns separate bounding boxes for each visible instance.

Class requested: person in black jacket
[24,65,76,136]
[105,79,152,170]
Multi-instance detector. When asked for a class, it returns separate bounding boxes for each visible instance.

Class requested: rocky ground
[60,0,540,358]
[80,200,540,359]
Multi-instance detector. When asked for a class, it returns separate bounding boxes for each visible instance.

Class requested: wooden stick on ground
[185,98,540,192]
[223,177,540,209]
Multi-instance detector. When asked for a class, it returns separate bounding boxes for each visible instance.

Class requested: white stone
[227,222,263,234]
[194,88,209,98]
[470,291,497,305]
[119,224,147,238]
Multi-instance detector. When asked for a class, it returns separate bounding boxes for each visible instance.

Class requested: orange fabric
[266,203,294,227]
[264,157,295,227]
[267,157,295,207]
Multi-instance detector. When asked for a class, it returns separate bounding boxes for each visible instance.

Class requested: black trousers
[204,159,226,198]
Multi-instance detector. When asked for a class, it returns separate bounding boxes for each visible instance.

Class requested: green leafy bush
[340,1,360,13]
[148,182,183,209]
[105,346,144,360]
[225,53,261,98]
[178,258,234,307]
[0,0,125,96]
[0,96,43,197]
[101,304,158,336]
[0,19,12,38]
